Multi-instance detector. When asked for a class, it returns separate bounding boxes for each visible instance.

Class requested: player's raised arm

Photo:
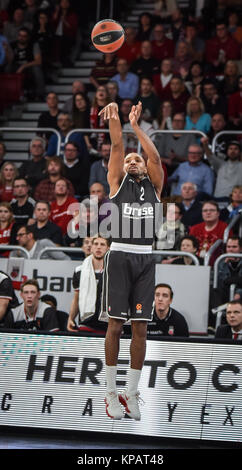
[98,102,125,196]
[129,102,164,198]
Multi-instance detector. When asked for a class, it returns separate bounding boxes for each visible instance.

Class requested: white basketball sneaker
[105,392,124,420]
[119,391,143,421]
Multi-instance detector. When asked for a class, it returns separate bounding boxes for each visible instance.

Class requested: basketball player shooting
[99,101,164,420]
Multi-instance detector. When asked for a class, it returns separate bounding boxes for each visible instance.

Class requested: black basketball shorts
[101,250,155,321]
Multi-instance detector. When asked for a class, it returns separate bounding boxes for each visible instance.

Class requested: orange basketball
[91,19,125,53]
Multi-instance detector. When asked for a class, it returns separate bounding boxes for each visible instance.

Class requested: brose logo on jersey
[123,202,154,218]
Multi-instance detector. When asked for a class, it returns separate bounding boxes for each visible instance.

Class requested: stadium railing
[0,127,62,162]
[0,245,30,258]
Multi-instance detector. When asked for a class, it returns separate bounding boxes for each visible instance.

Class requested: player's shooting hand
[129,101,142,127]
[98,102,118,120]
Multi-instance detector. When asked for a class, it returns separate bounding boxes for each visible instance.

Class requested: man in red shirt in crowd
[151,23,175,62]
[167,76,190,114]
[189,200,233,265]
[116,26,141,65]
[205,20,241,74]
[50,178,78,235]
[228,75,242,129]
[34,156,75,202]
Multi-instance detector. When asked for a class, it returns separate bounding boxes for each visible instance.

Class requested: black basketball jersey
[110,173,160,247]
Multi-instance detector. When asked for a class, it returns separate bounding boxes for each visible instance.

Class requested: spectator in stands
[219,60,240,98]
[88,141,111,195]
[136,12,153,41]
[10,177,35,240]
[22,0,38,24]
[155,112,197,173]
[153,0,178,22]
[180,182,203,229]
[0,161,18,202]
[0,142,6,169]
[202,1,231,33]
[130,40,160,80]
[28,200,63,245]
[215,300,242,340]
[49,178,78,235]
[200,79,227,117]
[3,7,32,43]
[112,58,139,101]
[154,100,173,131]
[18,136,46,191]
[71,92,92,153]
[202,139,242,199]
[90,182,111,227]
[63,141,90,199]
[46,111,88,158]
[81,236,93,258]
[67,235,110,334]
[0,270,19,325]
[205,20,241,75]
[207,113,233,158]
[147,283,189,337]
[9,26,45,100]
[184,21,205,62]
[4,278,60,331]
[32,9,55,83]
[37,92,59,140]
[11,224,70,260]
[185,61,205,96]
[0,201,15,256]
[136,76,160,124]
[116,26,141,65]
[0,3,9,23]
[155,202,186,250]
[63,200,98,250]
[169,143,214,196]
[34,155,75,202]
[185,96,211,135]
[228,10,242,45]
[118,98,133,126]
[150,23,175,62]
[217,236,242,303]
[152,58,173,101]
[169,235,202,265]
[170,8,186,44]
[40,293,68,331]
[89,86,110,152]
[167,76,190,114]
[89,52,117,89]
[106,80,122,106]
[172,40,193,79]
[220,185,242,230]
[62,79,87,115]
[227,75,242,130]
[0,19,13,72]
[51,0,78,67]
[189,200,232,261]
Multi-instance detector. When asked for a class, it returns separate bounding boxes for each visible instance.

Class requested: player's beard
[128,167,145,179]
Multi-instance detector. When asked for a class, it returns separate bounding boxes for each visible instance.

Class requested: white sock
[105,365,117,394]
[127,368,141,396]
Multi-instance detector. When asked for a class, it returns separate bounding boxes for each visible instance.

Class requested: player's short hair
[155,283,174,299]
[92,233,111,247]
[21,279,40,292]
[227,299,242,308]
